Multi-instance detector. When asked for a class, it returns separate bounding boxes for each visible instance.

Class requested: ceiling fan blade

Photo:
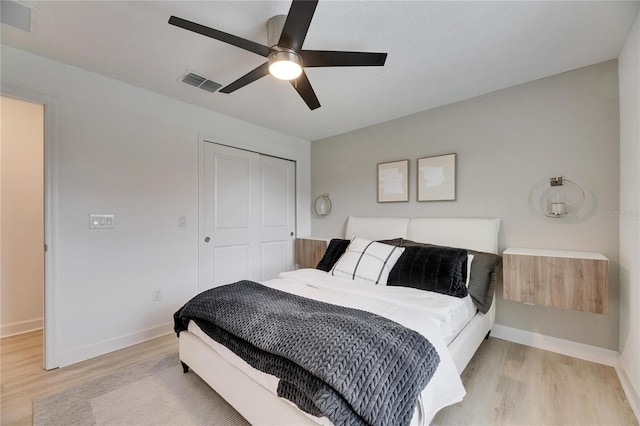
[278,0,318,51]
[301,50,388,67]
[219,62,270,93]
[169,16,271,57]
[291,71,321,110]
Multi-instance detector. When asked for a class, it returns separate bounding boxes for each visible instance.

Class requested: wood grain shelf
[295,238,329,269]
[503,248,609,315]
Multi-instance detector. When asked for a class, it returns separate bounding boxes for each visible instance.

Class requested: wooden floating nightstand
[503,248,609,315]
[295,237,330,269]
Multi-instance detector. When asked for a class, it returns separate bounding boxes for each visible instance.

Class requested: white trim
[198,135,205,293]
[503,247,608,260]
[57,322,174,367]
[0,318,43,338]
[1,84,59,370]
[616,355,640,422]
[491,324,618,366]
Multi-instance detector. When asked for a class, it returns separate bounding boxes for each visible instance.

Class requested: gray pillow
[402,240,501,313]
[464,249,502,313]
[376,238,405,247]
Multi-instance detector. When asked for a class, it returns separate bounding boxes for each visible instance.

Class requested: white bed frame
[179,217,500,425]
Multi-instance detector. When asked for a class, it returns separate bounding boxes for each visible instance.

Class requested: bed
[176,216,501,425]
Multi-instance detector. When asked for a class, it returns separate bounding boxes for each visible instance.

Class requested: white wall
[312,60,620,350]
[0,45,311,366]
[618,10,640,415]
[0,96,44,337]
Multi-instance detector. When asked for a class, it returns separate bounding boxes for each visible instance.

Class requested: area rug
[33,351,250,426]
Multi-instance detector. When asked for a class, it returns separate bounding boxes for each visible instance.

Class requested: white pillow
[331,237,405,285]
[466,254,474,287]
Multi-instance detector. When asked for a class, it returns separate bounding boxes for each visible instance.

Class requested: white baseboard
[616,355,640,421]
[0,318,43,338]
[58,322,174,367]
[491,324,618,366]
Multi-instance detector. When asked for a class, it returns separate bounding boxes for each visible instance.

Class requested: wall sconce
[529,176,585,218]
[313,194,332,217]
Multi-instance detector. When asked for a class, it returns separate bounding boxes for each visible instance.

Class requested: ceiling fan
[168,0,387,110]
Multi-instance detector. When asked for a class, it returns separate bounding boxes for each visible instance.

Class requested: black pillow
[401,240,501,313]
[315,239,350,271]
[387,245,468,298]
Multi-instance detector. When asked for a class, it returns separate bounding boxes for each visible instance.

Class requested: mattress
[276,269,477,345]
[185,268,471,424]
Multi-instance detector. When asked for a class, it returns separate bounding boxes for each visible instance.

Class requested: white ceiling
[2,1,638,141]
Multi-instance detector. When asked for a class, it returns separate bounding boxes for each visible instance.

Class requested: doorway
[0,95,44,362]
[1,87,57,370]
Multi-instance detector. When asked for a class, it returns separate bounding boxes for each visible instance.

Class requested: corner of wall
[616,355,640,422]
[618,8,640,422]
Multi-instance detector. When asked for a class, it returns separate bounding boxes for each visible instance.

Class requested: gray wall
[311,60,620,350]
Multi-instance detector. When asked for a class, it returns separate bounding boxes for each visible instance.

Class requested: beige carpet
[33,351,250,426]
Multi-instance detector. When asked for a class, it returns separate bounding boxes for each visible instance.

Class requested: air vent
[1,0,33,33]
[179,71,221,93]
[199,80,222,93]
[182,73,206,87]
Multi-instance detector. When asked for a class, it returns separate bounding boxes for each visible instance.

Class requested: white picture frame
[417,153,456,201]
[377,160,409,203]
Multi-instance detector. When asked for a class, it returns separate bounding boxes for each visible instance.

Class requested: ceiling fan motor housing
[267,14,303,80]
[267,15,288,48]
[268,49,303,80]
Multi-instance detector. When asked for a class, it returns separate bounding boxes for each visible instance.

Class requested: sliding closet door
[200,142,295,292]
[259,155,296,280]
[201,143,260,291]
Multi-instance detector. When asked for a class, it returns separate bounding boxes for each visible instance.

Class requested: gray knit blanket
[174,280,440,426]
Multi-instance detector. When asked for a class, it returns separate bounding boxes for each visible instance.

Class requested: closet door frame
[198,139,296,292]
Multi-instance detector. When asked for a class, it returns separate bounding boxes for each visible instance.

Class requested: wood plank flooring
[1,330,177,426]
[1,330,637,425]
[433,337,637,425]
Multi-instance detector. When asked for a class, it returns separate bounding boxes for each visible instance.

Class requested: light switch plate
[152,288,163,302]
[90,214,115,229]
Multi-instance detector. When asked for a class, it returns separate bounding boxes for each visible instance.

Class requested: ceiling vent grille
[182,73,206,87]
[199,79,222,93]
[180,71,222,93]
[1,0,33,33]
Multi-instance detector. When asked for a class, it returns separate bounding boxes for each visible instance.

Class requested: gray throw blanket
[174,280,440,426]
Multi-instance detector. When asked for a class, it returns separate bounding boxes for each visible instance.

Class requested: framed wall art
[417,153,456,201]
[377,160,409,203]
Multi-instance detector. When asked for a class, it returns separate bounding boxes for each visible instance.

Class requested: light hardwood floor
[1,330,637,425]
[434,337,637,425]
[1,330,177,426]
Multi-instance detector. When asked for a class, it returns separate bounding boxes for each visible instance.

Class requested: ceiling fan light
[268,50,303,80]
[269,61,302,80]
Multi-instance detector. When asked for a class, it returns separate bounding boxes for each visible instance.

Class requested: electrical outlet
[152,288,163,302]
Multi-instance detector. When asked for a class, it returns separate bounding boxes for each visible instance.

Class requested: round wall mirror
[314,194,332,217]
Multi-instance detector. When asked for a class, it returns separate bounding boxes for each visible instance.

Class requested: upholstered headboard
[345,216,500,254]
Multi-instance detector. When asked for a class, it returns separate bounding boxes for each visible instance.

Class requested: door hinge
[44,244,48,252]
